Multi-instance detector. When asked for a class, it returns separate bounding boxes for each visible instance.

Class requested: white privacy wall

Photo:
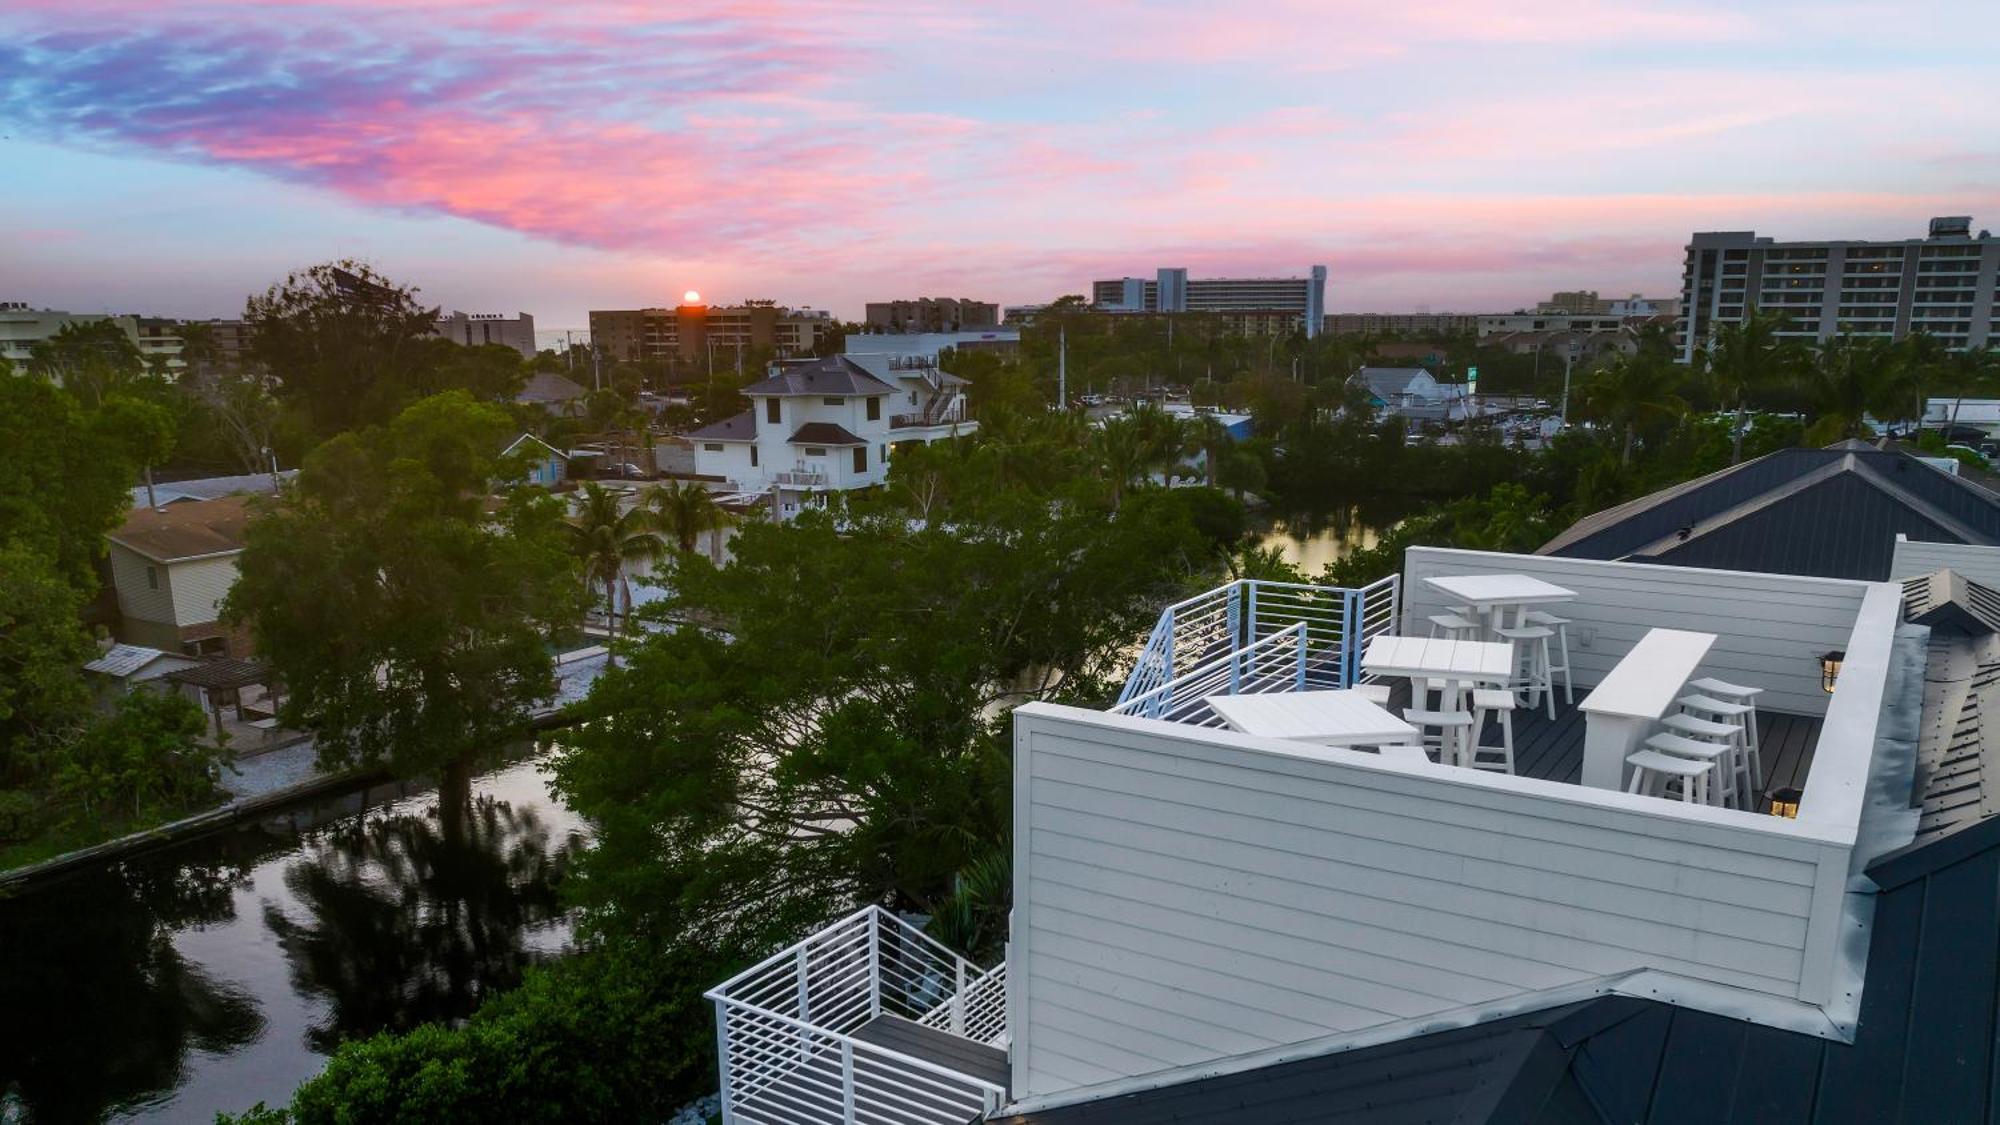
[1888,536,2000,587]
[1007,704,1854,1105]
[1404,548,1869,717]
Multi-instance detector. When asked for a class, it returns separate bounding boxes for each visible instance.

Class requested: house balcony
[708,906,1008,1125]
[774,469,830,488]
[891,404,973,431]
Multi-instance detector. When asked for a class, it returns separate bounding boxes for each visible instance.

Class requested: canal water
[0,753,588,1124]
[1247,502,1404,575]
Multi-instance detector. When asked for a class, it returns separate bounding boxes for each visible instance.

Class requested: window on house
[866,397,881,421]
[853,447,867,473]
[146,566,159,590]
[804,446,827,457]
[765,398,781,424]
[703,443,724,452]
[823,396,844,406]
[750,446,759,467]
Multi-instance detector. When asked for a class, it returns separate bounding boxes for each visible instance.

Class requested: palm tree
[647,479,729,562]
[1093,415,1152,511]
[1702,305,1795,464]
[566,483,661,661]
[1807,333,1909,442]
[1185,414,1234,487]
[1577,353,1685,465]
[1941,346,2000,434]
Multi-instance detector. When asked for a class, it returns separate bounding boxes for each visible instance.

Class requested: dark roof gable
[740,355,898,398]
[1540,442,2000,581]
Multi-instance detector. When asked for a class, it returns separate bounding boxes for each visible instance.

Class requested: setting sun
[682,289,701,304]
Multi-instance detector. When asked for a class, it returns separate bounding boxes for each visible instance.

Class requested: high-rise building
[1090,265,1329,337]
[863,298,999,333]
[1676,216,2000,363]
[431,310,537,358]
[588,299,831,367]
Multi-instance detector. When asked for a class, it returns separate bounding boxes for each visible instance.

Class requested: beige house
[104,495,254,657]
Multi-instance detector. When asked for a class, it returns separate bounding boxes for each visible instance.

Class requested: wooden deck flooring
[1382,683,1823,803]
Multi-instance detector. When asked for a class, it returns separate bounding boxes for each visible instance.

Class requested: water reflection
[1249,499,1412,574]
[266,793,574,1049]
[0,756,586,1124]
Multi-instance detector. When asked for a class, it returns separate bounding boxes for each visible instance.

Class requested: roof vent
[1676,525,1693,541]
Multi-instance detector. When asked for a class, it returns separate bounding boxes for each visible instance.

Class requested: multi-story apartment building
[863,298,999,333]
[0,303,137,370]
[1323,311,1482,336]
[1091,265,1329,337]
[431,310,538,358]
[1676,216,2000,363]
[589,299,831,366]
[688,353,973,518]
[1536,290,1680,317]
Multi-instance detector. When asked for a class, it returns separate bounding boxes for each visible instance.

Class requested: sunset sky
[2,0,1997,339]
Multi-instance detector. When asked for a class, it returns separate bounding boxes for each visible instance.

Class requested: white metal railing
[1115,575,1400,709]
[1110,621,1309,726]
[775,469,828,487]
[707,906,1006,1125]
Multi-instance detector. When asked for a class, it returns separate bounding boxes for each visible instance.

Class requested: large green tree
[27,319,146,408]
[554,422,1210,954]
[245,260,443,437]
[226,392,581,793]
[1701,305,1796,464]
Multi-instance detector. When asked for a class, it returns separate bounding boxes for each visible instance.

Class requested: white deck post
[952,960,968,1034]
[713,998,737,1125]
[867,911,882,1019]
[839,1039,857,1123]
[796,946,813,1061]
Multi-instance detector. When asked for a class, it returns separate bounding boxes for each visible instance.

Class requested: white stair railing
[707,907,1006,1125]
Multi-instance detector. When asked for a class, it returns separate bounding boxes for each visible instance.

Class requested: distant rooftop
[108,494,254,562]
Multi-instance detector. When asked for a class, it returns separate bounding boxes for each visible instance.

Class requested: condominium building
[589,299,831,366]
[1323,311,1482,336]
[1676,216,2000,363]
[0,303,138,371]
[1091,265,1329,337]
[1537,290,1680,317]
[863,298,999,333]
[431,310,538,358]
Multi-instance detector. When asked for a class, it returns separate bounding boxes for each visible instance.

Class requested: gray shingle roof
[1541,441,2000,581]
[1352,366,1433,400]
[130,470,295,509]
[787,422,866,446]
[687,410,756,442]
[516,370,588,405]
[740,356,898,398]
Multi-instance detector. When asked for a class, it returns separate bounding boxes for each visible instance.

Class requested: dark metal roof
[787,422,866,446]
[1000,814,2000,1124]
[166,658,272,690]
[1540,441,2000,581]
[990,1004,1602,1125]
[686,410,756,442]
[739,355,899,398]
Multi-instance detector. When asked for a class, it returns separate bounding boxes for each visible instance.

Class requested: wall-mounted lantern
[1820,650,1845,694]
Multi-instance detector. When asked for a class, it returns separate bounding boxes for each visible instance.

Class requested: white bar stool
[1428,612,1480,640]
[1405,708,1475,766]
[1684,681,1764,789]
[1495,625,1557,719]
[1668,703,1755,806]
[1467,688,1517,774]
[1522,610,1574,705]
[1351,682,1395,707]
[1626,748,1713,803]
[1643,731,1735,807]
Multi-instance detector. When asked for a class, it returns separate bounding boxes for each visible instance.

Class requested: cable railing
[707,906,1006,1125]
[1110,621,1309,726]
[1115,576,1401,709]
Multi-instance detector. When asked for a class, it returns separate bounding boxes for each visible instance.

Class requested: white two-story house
[690,355,974,516]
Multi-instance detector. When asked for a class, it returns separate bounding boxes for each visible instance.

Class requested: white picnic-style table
[1203,689,1418,747]
[1205,689,1417,746]
[1423,573,1577,635]
[1360,635,1516,687]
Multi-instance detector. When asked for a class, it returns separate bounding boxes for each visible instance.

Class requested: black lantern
[1820,650,1845,693]
[1768,786,1804,818]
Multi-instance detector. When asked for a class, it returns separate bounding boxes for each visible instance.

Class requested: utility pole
[1058,324,1067,409]
[1560,347,1577,429]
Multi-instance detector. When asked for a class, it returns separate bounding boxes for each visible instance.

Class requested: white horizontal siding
[1008,704,1847,1104]
[107,541,175,624]
[1888,536,2000,586]
[168,555,238,626]
[1405,547,1868,716]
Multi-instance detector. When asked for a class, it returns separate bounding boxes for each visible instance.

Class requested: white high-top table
[1423,573,1577,636]
[1361,635,1515,687]
[1579,627,1717,790]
